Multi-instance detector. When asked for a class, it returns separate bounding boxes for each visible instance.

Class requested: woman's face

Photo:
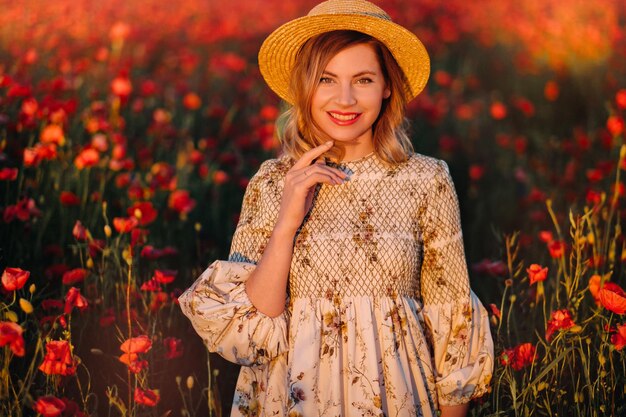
[311,43,390,148]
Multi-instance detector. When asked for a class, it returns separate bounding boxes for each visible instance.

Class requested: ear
[383,87,391,99]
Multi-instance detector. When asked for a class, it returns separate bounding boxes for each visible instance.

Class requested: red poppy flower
[0,168,18,181]
[99,308,116,327]
[548,240,566,258]
[62,268,88,285]
[74,148,100,170]
[598,283,626,315]
[153,269,177,284]
[40,124,65,146]
[168,190,196,216]
[490,101,507,119]
[468,164,485,181]
[59,191,80,206]
[39,340,76,376]
[3,198,41,223]
[607,115,624,137]
[611,323,626,350]
[213,170,229,185]
[488,303,501,319]
[120,335,152,354]
[183,92,202,110]
[512,343,538,370]
[616,89,626,110]
[111,77,132,98]
[118,352,138,365]
[163,337,184,359]
[88,239,106,258]
[527,264,548,285]
[60,397,86,417]
[0,321,25,356]
[589,275,602,301]
[134,387,160,407]
[113,216,139,233]
[513,97,535,117]
[499,348,515,367]
[140,245,178,260]
[119,352,148,373]
[544,80,559,101]
[128,359,149,374]
[546,309,575,341]
[127,202,158,226]
[72,220,89,241]
[471,259,507,276]
[140,278,162,292]
[130,228,149,248]
[2,267,30,291]
[150,292,169,312]
[33,395,65,417]
[64,287,88,314]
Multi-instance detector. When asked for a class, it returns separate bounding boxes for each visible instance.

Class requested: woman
[179,1,494,416]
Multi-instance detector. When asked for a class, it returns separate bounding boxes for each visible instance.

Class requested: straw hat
[258,0,430,104]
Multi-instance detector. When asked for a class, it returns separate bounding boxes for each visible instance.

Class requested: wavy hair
[276,30,413,165]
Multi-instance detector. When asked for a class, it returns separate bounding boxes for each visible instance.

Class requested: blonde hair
[276,30,413,165]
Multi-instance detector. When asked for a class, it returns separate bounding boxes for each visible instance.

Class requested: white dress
[179,152,494,417]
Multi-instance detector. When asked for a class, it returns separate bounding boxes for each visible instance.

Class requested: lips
[327,111,361,125]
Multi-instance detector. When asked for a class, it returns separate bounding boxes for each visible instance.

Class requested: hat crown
[307,0,391,21]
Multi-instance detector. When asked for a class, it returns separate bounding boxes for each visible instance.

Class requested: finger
[296,170,344,186]
[311,162,349,179]
[305,164,348,182]
[291,141,334,170]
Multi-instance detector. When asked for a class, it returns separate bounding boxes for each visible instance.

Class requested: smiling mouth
[328,112,361,122]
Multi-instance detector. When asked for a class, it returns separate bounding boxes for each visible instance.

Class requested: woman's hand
[274,140,348,234]
[244,140,347,317]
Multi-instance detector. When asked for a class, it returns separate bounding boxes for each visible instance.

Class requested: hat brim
[258,14,430,104]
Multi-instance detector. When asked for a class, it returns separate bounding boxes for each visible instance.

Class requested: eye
[356,78,374,84]
[319,77,334,84]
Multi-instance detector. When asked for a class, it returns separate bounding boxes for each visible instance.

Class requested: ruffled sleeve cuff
[423,290,494,406]
[178,260,289,367]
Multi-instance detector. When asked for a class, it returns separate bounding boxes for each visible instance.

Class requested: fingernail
[325,140,333,146]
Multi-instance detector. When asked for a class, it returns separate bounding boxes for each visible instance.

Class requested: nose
[334,83,357,107]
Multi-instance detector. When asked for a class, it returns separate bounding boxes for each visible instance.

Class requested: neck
[339,134,374,162]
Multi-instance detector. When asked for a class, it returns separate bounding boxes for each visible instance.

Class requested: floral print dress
[179,152,494,417]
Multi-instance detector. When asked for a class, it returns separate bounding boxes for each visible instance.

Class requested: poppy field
[1,0,626,416]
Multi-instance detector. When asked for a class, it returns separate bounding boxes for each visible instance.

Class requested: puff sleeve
[418,160,494,406]
[178,159,289,367]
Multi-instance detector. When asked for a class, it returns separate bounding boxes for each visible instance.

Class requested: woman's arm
[244,141,347,317]
[440,403,469,417]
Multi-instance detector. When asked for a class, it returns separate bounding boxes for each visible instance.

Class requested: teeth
[330,112,358,121]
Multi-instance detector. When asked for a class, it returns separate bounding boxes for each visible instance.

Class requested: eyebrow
[322,70,378,77]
